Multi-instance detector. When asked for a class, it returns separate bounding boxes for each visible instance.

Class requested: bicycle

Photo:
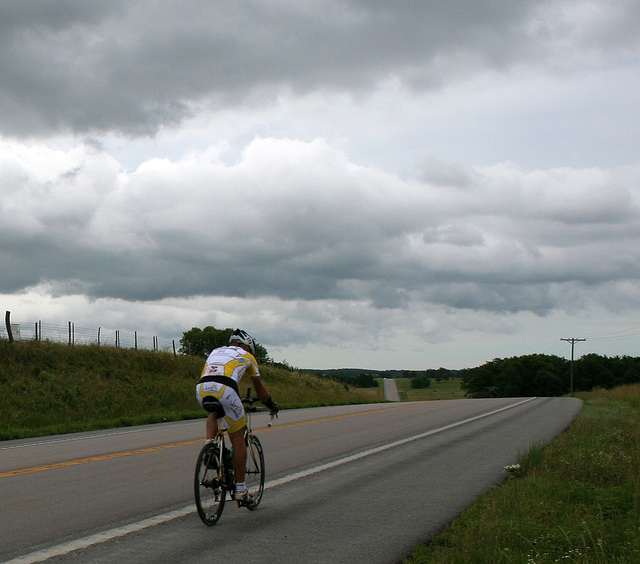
[194,392,266,526]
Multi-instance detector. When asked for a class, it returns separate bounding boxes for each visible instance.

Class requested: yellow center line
[1,403,420,479]
[253,403,417,432]
[0,441,203,478]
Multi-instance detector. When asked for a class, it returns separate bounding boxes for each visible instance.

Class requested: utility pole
[561,337,586,395]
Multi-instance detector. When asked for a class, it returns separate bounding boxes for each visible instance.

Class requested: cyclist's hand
[264,397,279,418]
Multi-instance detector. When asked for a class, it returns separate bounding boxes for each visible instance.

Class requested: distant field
[354,383,385,402]
[390,377,465,401]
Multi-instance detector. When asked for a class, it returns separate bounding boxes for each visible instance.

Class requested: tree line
[179,327,639,398]
[461,353,640,398]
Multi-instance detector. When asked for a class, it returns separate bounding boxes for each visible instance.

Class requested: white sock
[235,482,246,490]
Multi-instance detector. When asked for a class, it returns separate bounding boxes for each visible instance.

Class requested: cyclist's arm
[246,356,279,413]
[249,374,270,404]
[249,373,279,415]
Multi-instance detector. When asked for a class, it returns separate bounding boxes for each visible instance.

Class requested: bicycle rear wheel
[244,434,265,510]
[194,442,226,525]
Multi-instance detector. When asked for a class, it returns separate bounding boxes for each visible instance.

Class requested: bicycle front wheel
[194,442,225,525]
[244,434,265,510]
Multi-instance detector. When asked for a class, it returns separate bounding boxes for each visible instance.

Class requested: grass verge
[0,339,379,440]
[404,384,640,563]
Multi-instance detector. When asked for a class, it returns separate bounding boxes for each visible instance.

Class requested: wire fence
[1,315,182,355]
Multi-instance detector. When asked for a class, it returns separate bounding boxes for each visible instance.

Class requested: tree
[573,353,640,390]
[180,326,270,364]
[462,354,569,398]
[411,376,432,389]
[354,373,379,388]
[324,372,379,388]
[461,359,501,398]
[180,326,231,357]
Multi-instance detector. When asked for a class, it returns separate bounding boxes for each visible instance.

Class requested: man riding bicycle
[195,329,279,505]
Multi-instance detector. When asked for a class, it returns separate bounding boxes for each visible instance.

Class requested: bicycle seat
[202,397,225,418]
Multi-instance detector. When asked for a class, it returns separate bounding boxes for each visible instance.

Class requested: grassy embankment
[405,384,640,564]
[0,339,380,441]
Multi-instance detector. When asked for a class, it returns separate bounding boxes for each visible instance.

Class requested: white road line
[3,398,536,564]
[1,507,195,564]
[266,397,535,487]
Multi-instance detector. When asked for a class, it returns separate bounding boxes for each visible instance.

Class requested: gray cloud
[1,1,637,137]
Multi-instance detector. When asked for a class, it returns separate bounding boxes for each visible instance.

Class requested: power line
[585,327,640,341]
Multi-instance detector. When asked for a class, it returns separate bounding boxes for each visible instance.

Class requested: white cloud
[2,137,639,368]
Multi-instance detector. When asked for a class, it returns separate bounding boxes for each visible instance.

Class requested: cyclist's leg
[228,426,248,483]
[216,387,248,484]
[206,412,218,440]
[203,385,247,491]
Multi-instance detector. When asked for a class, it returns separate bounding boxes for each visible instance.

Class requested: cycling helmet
[229,328,256,356]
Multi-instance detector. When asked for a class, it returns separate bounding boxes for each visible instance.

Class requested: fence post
[5,311,13,343]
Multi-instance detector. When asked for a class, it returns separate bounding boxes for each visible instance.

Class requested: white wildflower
[504,464,521,473]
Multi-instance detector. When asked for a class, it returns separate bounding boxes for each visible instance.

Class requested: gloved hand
[264,396,279,417]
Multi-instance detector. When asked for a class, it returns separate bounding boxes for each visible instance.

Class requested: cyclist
[195,329,279,505]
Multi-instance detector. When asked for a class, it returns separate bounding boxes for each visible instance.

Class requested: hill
[0,339,380,440]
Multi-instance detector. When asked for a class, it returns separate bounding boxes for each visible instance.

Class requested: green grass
[394,377,464,401]
[0,339,379,440]
[404,384,640,564]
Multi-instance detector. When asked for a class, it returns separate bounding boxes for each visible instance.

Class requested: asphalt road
[0,397,583,563]
[382,378,401,401]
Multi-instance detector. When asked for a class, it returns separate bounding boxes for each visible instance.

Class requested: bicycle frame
[211,395,258,492]
[194,391,266,525]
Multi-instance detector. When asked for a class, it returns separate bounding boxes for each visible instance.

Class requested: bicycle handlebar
[241,396,263,411]
[242,389,279,423]
[241,396,261,404]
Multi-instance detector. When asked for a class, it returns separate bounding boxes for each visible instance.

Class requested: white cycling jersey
[195,345,259,432]
[200,345,260,383]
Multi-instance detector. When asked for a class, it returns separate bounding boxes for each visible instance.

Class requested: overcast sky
[1,0,640,370]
